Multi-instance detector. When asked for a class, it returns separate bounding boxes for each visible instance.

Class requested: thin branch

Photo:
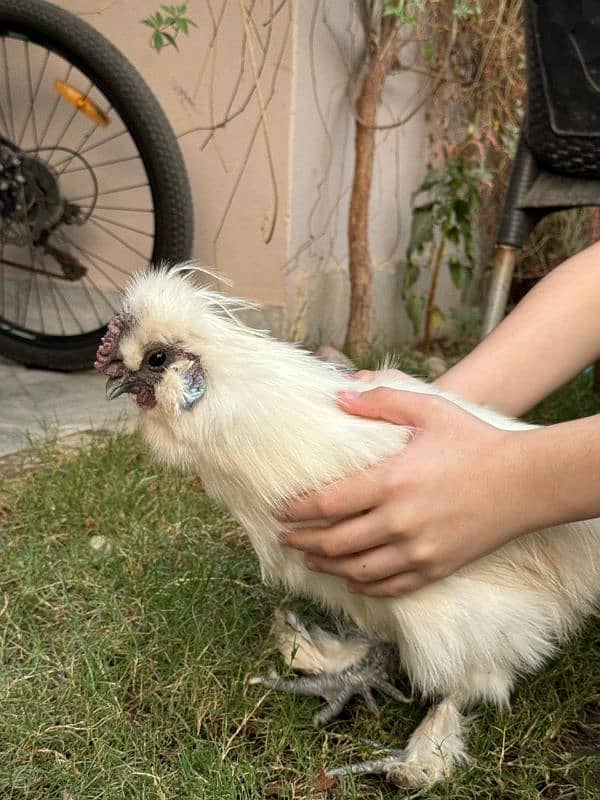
[74,0,119,15]
[239,0,279,244]
[351,16,458,132]
[213,0,291,251]
[182,0,278,139]
[263,0,288,27]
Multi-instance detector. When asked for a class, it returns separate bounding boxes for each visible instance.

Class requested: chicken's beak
[106,375,141,400]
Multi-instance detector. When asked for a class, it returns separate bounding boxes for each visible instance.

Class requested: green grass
[1,376,599,799]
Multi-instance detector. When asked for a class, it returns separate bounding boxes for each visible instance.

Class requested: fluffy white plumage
[112,267,600,787]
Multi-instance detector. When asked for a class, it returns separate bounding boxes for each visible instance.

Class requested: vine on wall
[138,1,529,354]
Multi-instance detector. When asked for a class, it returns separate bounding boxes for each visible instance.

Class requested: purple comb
[94,311,134,378]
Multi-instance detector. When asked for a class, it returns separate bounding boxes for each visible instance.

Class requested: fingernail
[337,390,359,405]
[278,531,289,544]
[347,582,357,593]
[305,556,316,570]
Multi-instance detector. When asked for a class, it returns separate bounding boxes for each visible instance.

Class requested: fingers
[282,508,396,557]
[338,386,453,428]
[349,369,377,382]
[280,460,392,522]
[347,572,426,596]
[349,368,414,383]
[302,542,414,585]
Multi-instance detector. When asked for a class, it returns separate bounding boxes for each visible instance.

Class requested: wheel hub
[0,141,65,247]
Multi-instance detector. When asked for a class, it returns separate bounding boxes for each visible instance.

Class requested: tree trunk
[344,21,397,358]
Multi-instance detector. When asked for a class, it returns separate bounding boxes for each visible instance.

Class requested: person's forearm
[436,241,600,416]
[507,413,600,531]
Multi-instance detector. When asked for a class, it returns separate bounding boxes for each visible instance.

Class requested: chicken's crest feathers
[124,263,265,340]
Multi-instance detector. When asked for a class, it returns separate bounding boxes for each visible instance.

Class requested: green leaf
[141,18,155,28]
[460,270,473,297]
[453,1,481,19]
[383,0,418,24]
[175,17,189,34]
[446,225,460,245]
[152,30,164,51]
[403,260,420,291]
[404,292,425,334]
[162,32,178,48]
[421,41,434,61]
[430,306,446,331]
[453,197,471,224]
[408,203,436,254]
[419,169,442,192]
[449,259,463,290]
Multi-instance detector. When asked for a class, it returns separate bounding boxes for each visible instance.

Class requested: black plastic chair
[483,0,600,335]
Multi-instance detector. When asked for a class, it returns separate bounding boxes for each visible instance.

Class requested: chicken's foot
[327,740,408,777]
[249,610,411,726]
[327,698,468,789]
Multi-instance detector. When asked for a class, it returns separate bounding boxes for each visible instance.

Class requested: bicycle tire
[0,0,193,370]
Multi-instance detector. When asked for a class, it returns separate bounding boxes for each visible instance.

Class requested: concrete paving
[0,357,136,458]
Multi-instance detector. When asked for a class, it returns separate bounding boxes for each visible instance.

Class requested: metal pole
[482,244,519,337]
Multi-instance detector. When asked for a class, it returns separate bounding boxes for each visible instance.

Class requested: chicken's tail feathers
[271,609,371,675]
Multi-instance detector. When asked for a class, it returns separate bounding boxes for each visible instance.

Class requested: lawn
[1,372,599,799]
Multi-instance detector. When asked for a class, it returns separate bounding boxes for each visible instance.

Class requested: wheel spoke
[46,80,94,165]
[55,99,114,176]
[38,64,73,150]
[60,152,142,175]
[29,245,46,333]
[87,217,150,261]
[18,41,45,148]
[36,251,85,333]
[0,244,5,321]
[38,250,66,336]
[52,127,129,168]
[56,232,122,313]
[0,37,16,141]
[92,213,153,238]
[79,204,155,213]
[57,231,134,285]
[17,246,34,330]
[68,181,150,202]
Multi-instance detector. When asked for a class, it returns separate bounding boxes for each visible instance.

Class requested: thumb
[337,386,450,428]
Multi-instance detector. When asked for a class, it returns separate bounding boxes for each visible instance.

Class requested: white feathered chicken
[95,266,600,789]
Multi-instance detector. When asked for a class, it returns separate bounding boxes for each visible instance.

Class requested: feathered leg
[249,610,411,726]
[328,697,469,789]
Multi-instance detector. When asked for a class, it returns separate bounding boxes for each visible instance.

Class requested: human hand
[350,367,419,385]
[281,388,537,596]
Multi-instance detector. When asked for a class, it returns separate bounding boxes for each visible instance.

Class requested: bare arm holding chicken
[283,241,600,595]
[283,389,600,595]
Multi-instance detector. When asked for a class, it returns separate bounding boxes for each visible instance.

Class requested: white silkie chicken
[95,266,600,790]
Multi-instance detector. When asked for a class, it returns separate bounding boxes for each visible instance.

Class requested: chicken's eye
[148,350,167,369]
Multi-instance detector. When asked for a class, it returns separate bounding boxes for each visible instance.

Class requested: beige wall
[57,1,437,345]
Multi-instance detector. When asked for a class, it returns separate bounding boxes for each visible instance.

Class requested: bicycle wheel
[0,0,193,370]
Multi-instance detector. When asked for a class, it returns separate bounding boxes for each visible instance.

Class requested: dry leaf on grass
[263,779,283,797]
[312,769,337,794]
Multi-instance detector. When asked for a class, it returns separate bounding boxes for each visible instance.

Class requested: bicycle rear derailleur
[0,137,87,281]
